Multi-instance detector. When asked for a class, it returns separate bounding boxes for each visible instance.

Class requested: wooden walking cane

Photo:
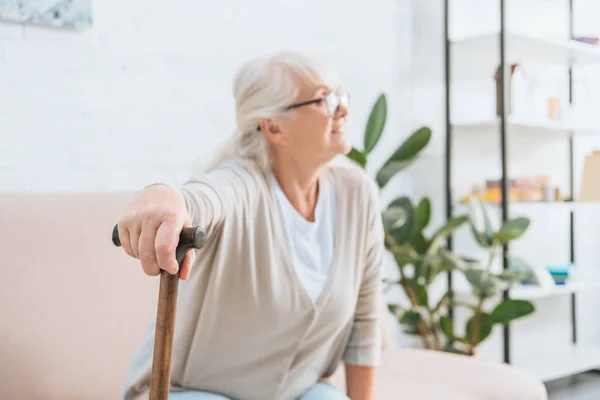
[112,224,205,400]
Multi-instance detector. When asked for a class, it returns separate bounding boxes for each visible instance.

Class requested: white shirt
[272,173,336,303]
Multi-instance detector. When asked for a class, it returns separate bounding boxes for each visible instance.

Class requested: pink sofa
[0,193,548,399]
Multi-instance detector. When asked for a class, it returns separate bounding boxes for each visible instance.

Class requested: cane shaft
[149,270,180,400]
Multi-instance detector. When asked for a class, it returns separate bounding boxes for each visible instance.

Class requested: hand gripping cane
[112,224,205,400]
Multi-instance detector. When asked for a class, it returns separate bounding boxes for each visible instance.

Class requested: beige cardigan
[122,159,385,400]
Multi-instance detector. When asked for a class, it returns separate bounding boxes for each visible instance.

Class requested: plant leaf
[508,256,539,284]
[382,205,408,231]
[463,269,509,298]
[387,304,404,319]
[346,147,367,168]
[434,292,449,313]
[444,342,470,354]
[410,233,429,255]
[419,257,432,283]
[404,279,428,307]
[364,94,387,154]
[386,197,415,244]
[422,254,445,284]
[403,327,422,336]
[432,215,469,240]
[391,245,420,268]
[494,217,530,244]
[496,270,524,285]
[399,310,421,325]
[439,247,469,272]
[428,215,468,253]
[398,309,422,335]
[490,299,535,324]
[482,203,496,241]
[375,161,412,188]
[439,315,453,341]
[414,198,431,233]
[466,313,494,345]
[376,126,432,188]
[471,226,493,249]
[467,199,494,248]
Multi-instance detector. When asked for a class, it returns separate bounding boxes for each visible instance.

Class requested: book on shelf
[461,175,564,204]
[579,150,600,202]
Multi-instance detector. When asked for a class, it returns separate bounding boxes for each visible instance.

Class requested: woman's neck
[271,157,322,222]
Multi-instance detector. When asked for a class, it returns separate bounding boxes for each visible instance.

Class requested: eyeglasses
[286,91,350,117]
[256,91,349,131]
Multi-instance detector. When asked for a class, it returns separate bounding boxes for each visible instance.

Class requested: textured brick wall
[0,0,414,192]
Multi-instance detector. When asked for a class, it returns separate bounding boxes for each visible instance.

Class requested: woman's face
[261,76,351,167]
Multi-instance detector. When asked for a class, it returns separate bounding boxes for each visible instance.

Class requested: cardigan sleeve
[342,176,384,367]
[167,160,259,241]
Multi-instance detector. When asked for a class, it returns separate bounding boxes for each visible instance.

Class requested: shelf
[509,279,600,300]
[452,279,600,301]
[455,201,600,212]
[452,31,600,66]
[513,345,600,382]
[452,119,600,136]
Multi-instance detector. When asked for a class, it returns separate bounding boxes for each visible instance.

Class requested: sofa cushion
[0,192,156,400]
[328,347,548,399]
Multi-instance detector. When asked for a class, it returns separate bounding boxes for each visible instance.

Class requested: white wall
[0,0,416,193]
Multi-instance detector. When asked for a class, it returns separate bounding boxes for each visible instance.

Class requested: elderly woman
[118,51,385,400]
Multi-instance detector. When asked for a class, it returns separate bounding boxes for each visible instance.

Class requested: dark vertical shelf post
[568,0,577,345]
[444,0,454,324]
[499,0,511,364]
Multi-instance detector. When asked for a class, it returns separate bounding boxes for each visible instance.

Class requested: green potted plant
[347,93,539,355]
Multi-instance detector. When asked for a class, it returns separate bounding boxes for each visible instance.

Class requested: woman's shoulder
[324,158,379,202]
[189,158,267,188]
[193,157,260,176]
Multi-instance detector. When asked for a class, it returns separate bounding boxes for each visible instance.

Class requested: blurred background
[2,0,600,399]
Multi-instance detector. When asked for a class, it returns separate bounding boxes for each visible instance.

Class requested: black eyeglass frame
[285,98,323,111]
[257,91,349,131]
[287,91,349,115]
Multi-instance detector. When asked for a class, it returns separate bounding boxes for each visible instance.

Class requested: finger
[129,221,142,259]
[155,217,183,275]
[118,223,133,257]
[138,220,162,276]
[179,250,196,281]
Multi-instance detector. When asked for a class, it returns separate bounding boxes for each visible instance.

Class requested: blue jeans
[169,382,349,400]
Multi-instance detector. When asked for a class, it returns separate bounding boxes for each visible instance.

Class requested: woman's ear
[259,118,284,145]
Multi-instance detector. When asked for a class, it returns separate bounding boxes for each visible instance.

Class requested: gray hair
[197,51,340,174]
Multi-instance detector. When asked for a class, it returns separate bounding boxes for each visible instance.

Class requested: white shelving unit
[445,1,600,383]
